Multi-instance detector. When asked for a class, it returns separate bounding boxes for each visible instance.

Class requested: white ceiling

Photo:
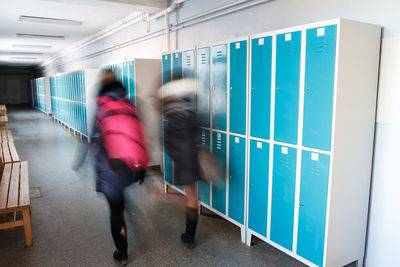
[0,0,167,67]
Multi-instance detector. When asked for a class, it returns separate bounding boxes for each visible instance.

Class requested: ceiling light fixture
[10,56,38,60]
[10,52,43,55]
[19,15,83,26]
[13,44,52,49]
[16,33,65,40]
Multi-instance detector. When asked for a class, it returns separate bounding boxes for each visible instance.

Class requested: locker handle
[273,193,276,196]
[250,184,253,187]
[229,176,232,179]
[251,87,255,91]
[306,87,310,91]
[276,87,279,91]
[301,203,304,206]
[230,86,232,90]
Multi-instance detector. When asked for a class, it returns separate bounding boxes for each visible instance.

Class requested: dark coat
[91,82,135,204]
[164,97,199,185]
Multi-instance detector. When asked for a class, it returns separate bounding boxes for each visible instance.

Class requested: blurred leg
[182,184,198,248]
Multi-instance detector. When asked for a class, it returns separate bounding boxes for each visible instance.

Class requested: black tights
[107,200,127,254]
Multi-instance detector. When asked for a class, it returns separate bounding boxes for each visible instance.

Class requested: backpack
[96,96,149,171]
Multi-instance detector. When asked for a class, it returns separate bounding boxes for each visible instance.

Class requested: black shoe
[181,233,195,249]
[113,250,127,266]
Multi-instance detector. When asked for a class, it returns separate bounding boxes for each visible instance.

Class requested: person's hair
[102,69,117,88]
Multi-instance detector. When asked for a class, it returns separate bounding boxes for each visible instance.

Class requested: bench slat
[19,162,29,207]
[2,142,11,164]
[7,162,20,209]
[0,164,12,210]
[6,130,13,142]
[8,142,19,162]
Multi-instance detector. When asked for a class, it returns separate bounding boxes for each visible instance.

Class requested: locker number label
[258,38,264,45]
[285,33,292,41]
[281,147,288,154]
[175,54,179,58]
[164,55,168,60]
[311,152,319,161]
[317,27,325,37]
[202,130,205,135]
[235,137,239,143]
[236,42,240,49]
[257,142,262,149]
[217,133,221,139]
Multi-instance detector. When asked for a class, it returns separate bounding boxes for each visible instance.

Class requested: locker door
[198,129,211,206]
[118,63,123,83]
[197,47,210,128]
[162,54,171,85]
[274,31,301,145]
[212,44,227,131]
[297,150,330,266]
[248,139,269,237]
[163,121,173,184]
[270,144,297,251]
[183,49,196,103]
[229,40,247,135]
[172,52,183,80]
[123,62,130,97]
[228,135,246,224]
[129,61,135,104]
[212,131,227,214]
[303,25,337,151]
[250,36,272,140]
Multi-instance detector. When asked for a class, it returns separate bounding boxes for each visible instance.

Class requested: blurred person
[162,79,200,249]
[73,70,147,266]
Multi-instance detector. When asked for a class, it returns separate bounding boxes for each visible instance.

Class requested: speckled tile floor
[0,105,306,267]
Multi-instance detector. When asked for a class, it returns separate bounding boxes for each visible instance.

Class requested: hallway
[0,106,304,266]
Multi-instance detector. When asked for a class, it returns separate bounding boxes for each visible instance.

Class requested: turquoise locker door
[251,36,272,140]
[196,47,210,128]
[162,54,171,85]
[229,40,247,135]
[84,105,88,135]
[248,139,270,237]
[274,31,301,145]
[117,63,123,83]
[270,144,297,251]
[198,129,211,206]
[212,44,227,131]
[183,49,196,103]
[297,150,330,266]
[172,52,182,80]
[123,62,129,97]
[163,121,173,184]
[303,25,337,151]
[212,131,227,214]
[228,135,246,224]
[129,61,135,105]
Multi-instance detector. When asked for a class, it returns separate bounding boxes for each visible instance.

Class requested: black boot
[113,250,127,266]
[181,207,198,249]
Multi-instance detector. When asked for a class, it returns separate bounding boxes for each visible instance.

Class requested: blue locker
[251,36,272,140]
[196,47,210,128]
[162,54,171,85]
[129,61,135,105]
[198,129,211,206]
[183,49,196,103]
[123,62,130,97]
[172,52,182,80]
[212,131,227,214]
[270,144,297,251]
[297,151,330,266]
[303,25,337,151]
[248,139,270,237]
[229,40,247,135]
[163,121,173,184]
[117,63,123,83]
[228,135,246,224]
[212,44,227,131]
[274,31,301,145]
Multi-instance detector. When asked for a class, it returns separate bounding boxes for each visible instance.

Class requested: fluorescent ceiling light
[10,52,43,55]
[16,33,65,40]
[13,44,52,49]
[10,56,38,60]
[19,15,83,26]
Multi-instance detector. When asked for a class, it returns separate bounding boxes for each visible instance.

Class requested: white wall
[41,0,400,265]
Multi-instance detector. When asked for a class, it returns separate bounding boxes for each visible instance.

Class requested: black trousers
[107,198,127,254]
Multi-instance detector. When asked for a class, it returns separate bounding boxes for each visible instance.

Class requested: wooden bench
[0,141,19,173]
[1,130,13,143]
[0,105,6,116]
[0,162,32,247]
[0,115,8,130]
